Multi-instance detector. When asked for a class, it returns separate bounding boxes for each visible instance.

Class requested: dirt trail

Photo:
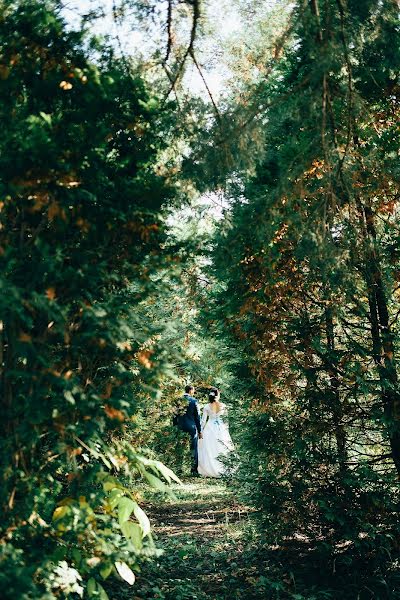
[106,479,400,600]
[108,478,265,600]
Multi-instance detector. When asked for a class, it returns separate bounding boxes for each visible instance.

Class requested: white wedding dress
[198,403,234,478]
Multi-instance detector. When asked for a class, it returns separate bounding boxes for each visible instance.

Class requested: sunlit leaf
[132,502,151,537]
[97,582,110,599]
[115,561,135,585]
[52,505,70,521]
[144,472,168,492]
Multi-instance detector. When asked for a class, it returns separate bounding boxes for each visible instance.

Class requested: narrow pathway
[105,479,397,599]
[136,479,260,600]
[109,478,271,600]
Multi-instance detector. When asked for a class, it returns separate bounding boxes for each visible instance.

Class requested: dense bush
[0,1,180,596]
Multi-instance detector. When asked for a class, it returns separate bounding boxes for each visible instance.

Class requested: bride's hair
[209,387,220,403]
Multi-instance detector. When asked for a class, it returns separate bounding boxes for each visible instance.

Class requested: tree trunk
[325,306,347,470]
[359,201,400,477]
[2,315,16,434]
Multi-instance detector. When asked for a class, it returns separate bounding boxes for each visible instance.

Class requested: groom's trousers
[189,430,199,474]
[178,417,199,473]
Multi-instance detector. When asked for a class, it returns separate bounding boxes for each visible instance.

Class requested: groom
[177,385,202,476]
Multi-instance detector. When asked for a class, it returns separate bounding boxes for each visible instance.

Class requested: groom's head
[185,385,194,395]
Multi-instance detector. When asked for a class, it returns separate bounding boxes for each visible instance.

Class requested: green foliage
[193,0,400,594]
[1,0,400,598]
[0,1,180,596]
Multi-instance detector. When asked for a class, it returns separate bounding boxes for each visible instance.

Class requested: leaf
[100,563,113,580]
[64,390,75,405]
[154,460,183,485]
[45,287,56,300]
[108,488,124,509]
[39,112,52,126]
[132,502,151,537]
[97,582,110,599]
[87,578,96,596]
[121,521,143,551]
[52,505,70,521]
[118,497,135,526]
[104,405,125,422]
[52,546,67,562]
[144,472,168,492]
[71,548,82,565]
[115,561,135,585]
[152,461,182,484]
[102,477,119,492]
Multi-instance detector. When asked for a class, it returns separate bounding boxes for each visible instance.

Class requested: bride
[198,388,234,478]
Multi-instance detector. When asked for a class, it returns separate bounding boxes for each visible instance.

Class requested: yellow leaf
[52,505,70,521]
[104,405,125,422]
[46,287,56,300]
[59,80,73,90]
[136,350,152,369]
[18,332,31,342]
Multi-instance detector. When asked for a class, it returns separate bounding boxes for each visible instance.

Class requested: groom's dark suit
[177,393,202,474]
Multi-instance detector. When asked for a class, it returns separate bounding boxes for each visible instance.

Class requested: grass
[105,478,400,600]
[106,478,271,600]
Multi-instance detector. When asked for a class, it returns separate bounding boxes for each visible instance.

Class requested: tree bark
[2,316,16,434]
[325,306,348,470]
[359,201,400,477]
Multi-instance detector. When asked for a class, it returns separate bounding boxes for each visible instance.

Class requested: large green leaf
[117,497,136,526]
[97,582,109,600]
[144,472,168,492]
[120,521,143,551]
[108,488,124,510]
[87,578,96,596]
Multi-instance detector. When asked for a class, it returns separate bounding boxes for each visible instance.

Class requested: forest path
[107,479,382,599]
[110,478,275,600]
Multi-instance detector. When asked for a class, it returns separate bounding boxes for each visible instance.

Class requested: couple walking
[176,385,234,477]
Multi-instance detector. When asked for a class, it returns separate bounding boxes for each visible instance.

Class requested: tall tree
[0,1,180,597]
[207,0,400,542]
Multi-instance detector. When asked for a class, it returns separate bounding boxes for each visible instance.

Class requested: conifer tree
[208,0,400,541]
[0,1,180,596]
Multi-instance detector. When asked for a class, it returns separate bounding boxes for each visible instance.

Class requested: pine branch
[163,0,200,102]
[189,48,221,125]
